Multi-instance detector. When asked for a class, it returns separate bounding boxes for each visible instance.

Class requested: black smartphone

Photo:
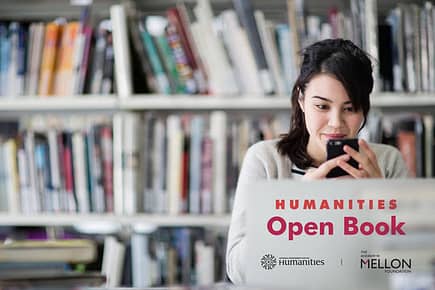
[326,138,359,178]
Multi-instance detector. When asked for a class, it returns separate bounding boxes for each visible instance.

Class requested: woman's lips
[324,134,346,139]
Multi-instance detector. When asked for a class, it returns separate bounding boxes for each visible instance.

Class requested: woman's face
[298,73,365,166]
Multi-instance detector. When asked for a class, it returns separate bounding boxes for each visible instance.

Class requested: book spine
[166,115,183,215]
[139,22,171,94]
[110,5,133,97]
[210,111,227,214]
[233,0,273,94]
[189,116,203,214]
[101,125,114,213]
[38,21,62,96]
[165,20,197,94]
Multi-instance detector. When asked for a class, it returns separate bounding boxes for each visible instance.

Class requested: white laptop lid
[245,179,435,290]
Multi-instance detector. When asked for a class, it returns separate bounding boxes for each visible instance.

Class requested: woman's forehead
[304,74,350,102]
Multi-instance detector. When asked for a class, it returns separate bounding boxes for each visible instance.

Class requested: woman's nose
[328,110,344,128]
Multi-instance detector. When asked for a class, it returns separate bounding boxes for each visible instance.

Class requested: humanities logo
[260,254,277,270]
[278,257,325,266]
[360,250,412,273]
[260,254,325,270]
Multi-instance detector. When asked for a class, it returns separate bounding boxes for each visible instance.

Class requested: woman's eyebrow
[311,95,352,104]
[311,96,332,102]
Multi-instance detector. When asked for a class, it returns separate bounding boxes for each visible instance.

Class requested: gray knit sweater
[226,139,410,284]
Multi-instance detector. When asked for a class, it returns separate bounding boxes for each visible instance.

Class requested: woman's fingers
[337,159,368,179]
[358,139,383,176]
[343,144,374,172]
[302,155,350,180]
[341,139,383,178]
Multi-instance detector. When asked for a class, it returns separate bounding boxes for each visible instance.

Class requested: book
[210,111,227,214]
[2,139,20,213]
[166,115,183,215]
[89,20,110,94]
[110,5,133,97]
[254,10,286,95]
[192,0,238,95]
[138,18,171,94]
[0,271,106,288]
[176,2,209,93]
[125,4,156,94]
[189,115,204,214]
[0,239,96,263]
[101,29,115,94]
[276,24,296,94]
[26,22,45,96]
[0,23,9,96]
[38,19,64,96]
[100,125,114,212]
[220,10,263,95]
[165,13,197,94]
[72,130,90,213]
[233,0,273,94]
[148,16,185,94]
[101,236,125,287]
[122,113,140,215]
[131,233,153,287]
[194,240,215,285]
[7,22,26,97]
[53,21,80,95]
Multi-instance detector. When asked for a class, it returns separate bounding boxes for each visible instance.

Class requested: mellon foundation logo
[360,250,412,273]
[260,254,277,270]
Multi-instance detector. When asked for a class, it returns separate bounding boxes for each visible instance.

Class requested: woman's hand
[338,139,383,178]
[302,154,351,180]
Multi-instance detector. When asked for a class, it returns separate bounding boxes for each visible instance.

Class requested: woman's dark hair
[277,38,373,169]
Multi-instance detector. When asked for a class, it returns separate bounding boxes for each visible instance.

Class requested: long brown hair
[277,39,373,169]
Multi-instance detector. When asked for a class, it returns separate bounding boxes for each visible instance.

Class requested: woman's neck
[306,140,326,167]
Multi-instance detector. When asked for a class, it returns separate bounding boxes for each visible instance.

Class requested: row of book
[129,227,227,287]
[0,238,105,288]
[123,110,435,216]
[300,0,373,52]
[0,117,114,214]
[379,2,435,93]
[2,0,432,98]
[121,111,290,216]
[127,0,435,95]
[365,111,435,177]
[126,0,377,96]
[0,110,433,215]
[0,6,115,98]
[0,226,227,287]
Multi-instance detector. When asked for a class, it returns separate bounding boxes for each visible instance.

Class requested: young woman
[225,38,409,284]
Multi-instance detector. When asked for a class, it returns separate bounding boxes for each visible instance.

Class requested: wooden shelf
[0,214,231,228]
[1,93,435,113]
[371,93,435,107]
[0,96,117,113]
[120,94,291,110]
[122,93,435,110]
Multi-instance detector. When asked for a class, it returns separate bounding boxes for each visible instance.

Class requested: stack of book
[0,238,105,288]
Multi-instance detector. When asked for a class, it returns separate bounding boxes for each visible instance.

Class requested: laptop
[245,179,435,290]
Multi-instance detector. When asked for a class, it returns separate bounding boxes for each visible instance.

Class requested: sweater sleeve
[371,143,411,178]
[225,143,269,284]
[385,146,410,178]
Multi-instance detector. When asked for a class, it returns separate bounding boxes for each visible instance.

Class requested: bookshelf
[0,213,230,227]
[2,93,435,113]
[0,96,117,113]
[1,0,435,287]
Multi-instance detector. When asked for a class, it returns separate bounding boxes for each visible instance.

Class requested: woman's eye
[344,107,355,112]
[315,104,328,110]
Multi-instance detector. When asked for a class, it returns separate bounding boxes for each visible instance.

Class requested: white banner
[246,179,435,290]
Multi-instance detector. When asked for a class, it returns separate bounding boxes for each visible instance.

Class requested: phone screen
[326,138,359,178]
